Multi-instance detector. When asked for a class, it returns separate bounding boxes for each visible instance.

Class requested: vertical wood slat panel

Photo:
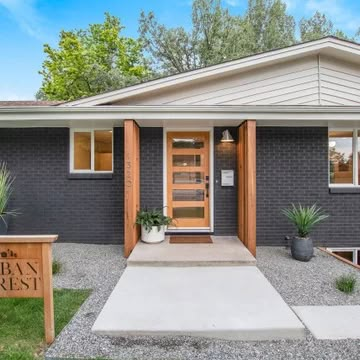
[237,125,245,244]
[238,120,256,257]
[124,120,140,258]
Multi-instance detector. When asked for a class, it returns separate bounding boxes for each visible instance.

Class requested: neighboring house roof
[62,36,360,107]
[0,101,63,107]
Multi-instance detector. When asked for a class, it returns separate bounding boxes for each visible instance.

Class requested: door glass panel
[173,155,201,167]
[329,130,353,184]
[74,132,91,170]
[173,189,204,201]
[173,172,204,184]
[172,138,204,149]
[173,207,205,218]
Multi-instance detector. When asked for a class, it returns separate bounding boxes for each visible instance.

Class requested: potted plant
[282,204,328,262]
[135,208,173,244]
[0,162,17,235]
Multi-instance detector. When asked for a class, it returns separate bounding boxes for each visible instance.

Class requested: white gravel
[46,244,360,360]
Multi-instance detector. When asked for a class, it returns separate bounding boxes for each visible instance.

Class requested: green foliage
[38,13,150,101]
[244,0,295,53]
[135,208,173,232]
[336,275,356,294]
[282,204,329,238]
[139,0,296,74]
[300,11,351,42]
[0,289,91,359]
[52,260,62,275]
[0,162,18,227]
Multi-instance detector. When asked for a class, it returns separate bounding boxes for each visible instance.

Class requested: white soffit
[61,37,360,107]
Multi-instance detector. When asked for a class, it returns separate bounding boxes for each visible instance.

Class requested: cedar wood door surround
[124,120,140,258]
[238,120,256,257]
[123,120,256,258]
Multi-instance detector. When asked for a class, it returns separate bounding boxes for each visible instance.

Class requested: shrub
[52,260,62,275]
[0,162,18,225]
[336,275,356,294]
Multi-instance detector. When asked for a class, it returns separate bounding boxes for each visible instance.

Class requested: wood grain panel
[167,131,210,228]
[124,120,140,257]
[238,121,256,257]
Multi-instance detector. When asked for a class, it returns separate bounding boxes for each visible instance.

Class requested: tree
[38,13,150,101]
[139,0,296,74]
[244,0,295,53]
[300,11,350,42]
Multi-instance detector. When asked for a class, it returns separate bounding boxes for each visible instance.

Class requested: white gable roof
[62,37,360,107]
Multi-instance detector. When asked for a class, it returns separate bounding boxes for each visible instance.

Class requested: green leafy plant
[336,275,356,294]
[52,260,62,275]
[282,204,328,238]
[0,162,18,227]
[135,208,173,232]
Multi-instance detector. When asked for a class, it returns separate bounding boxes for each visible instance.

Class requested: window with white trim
[70,129,113,173]
[329,129,359,186]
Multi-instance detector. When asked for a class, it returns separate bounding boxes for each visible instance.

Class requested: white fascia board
[1,105,360,124]
[61,38,360,107]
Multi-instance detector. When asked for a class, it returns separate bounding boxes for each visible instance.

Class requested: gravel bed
[257,247,360,306]
[46,244,360,360]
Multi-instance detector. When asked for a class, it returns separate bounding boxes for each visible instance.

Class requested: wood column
[238,120,256,257]
[124,120,140,258]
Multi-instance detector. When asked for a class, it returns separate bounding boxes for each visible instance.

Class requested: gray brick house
[1,37,360,257]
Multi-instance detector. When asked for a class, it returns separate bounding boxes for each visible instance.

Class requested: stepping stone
[93,266,305,341]
[293,306,360,340]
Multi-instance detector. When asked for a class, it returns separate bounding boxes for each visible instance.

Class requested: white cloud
[0,0,45,40]
[224,0,240,7]
[305,0,360,32]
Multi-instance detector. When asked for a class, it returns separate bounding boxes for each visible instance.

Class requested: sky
[0,0,359,100]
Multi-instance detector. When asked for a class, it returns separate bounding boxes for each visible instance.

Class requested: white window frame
[329,128,359,187]
[326,247,359,265]
[70,128,114,173]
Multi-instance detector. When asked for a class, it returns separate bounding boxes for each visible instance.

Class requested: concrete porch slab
[92,266,305,341]
[127,236,256,266]
[293,306,360,339]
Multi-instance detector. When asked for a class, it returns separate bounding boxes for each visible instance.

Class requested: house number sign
[0,235,58,344]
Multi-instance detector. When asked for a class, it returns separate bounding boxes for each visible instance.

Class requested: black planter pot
[291,236,314,262]
[0,215,9,235]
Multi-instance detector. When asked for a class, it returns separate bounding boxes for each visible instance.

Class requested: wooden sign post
[0,235,58,344]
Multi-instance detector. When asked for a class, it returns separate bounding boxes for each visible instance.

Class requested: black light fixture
[221,129,234,142]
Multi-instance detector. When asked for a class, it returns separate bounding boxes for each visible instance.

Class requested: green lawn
[0,289,91,360]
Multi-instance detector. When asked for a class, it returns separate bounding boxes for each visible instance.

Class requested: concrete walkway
[127,236,257,266]
[293,306,360,339]
[93,239,305,341]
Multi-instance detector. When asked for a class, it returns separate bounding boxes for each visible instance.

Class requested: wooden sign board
[0,235,58,344]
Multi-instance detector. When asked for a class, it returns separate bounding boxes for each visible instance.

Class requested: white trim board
[163,128,214,233]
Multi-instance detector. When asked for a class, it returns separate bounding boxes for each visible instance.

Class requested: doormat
[169,235,213,244]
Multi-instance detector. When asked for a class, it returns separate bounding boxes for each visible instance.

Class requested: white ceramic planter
[141,225,165,244]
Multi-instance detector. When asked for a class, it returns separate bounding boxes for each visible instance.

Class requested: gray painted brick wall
[257,127,360,247]
[0,127,124,244]
[3,126,354,247]
[140,127,163,209]
[214,127,238,235]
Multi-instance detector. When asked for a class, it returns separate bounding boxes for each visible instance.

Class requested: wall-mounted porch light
[221,129,234,143]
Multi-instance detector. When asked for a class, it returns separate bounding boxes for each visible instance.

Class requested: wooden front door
[167,132,210,228]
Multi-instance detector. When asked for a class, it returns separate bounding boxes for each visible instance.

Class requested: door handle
[205,176,209,198]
